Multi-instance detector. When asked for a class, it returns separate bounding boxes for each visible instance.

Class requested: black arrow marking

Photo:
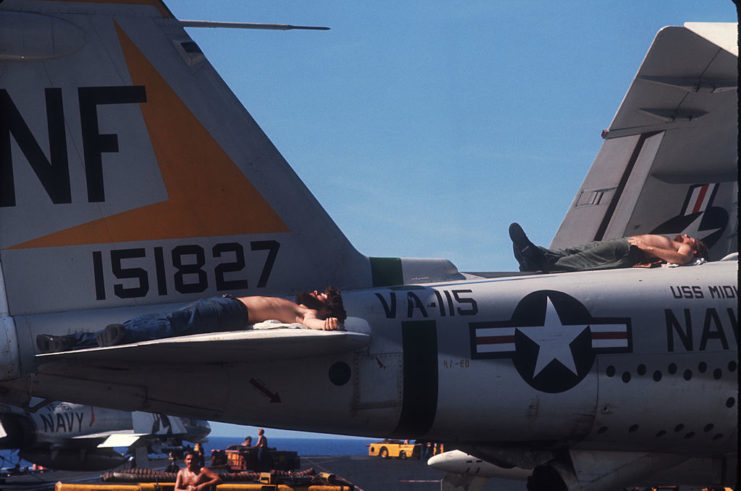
[249,378,281,403]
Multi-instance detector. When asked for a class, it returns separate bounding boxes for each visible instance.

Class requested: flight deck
[0,455,514,491]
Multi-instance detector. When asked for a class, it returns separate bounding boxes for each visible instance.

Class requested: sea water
[0,436,376,470]
[203,436,375,456]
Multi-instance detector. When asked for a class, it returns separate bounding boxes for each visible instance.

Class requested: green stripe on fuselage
[370,257,403,287]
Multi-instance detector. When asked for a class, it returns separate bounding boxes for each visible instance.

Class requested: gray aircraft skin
[0,1,736,490]
[0,400,210,470]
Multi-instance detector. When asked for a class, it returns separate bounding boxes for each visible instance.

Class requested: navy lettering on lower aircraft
[92,240,279,300]
[469,290,632,393]
[39,411,85,434]
[0,86,146,207]
[665,307,737,352]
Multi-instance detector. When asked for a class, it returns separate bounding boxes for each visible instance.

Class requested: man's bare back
[238,292,339,331]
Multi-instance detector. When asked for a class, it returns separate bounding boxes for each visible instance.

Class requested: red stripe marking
[692,184,709,214]
[476,336,515,344]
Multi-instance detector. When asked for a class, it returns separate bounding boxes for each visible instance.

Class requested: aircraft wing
[551,23,737,259]
[35,327,370,365]
[69,429,145,449]
[96,433,146,448]
[71,429,138,440]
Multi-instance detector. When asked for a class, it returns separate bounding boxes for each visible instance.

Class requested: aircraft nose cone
[427,450,464,471]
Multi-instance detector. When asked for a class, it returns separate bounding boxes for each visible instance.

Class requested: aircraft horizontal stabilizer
[35,327,370,365]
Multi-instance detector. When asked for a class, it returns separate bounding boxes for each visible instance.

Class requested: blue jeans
[73,296,249,348]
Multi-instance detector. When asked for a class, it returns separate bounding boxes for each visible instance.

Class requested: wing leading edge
[35,327,370,365]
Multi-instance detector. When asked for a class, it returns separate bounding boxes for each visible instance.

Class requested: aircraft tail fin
[0,0,461,316]
[551,23,738,260]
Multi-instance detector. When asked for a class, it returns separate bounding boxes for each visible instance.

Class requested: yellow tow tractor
[367,440,420,460]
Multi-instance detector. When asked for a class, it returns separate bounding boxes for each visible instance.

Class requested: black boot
[508,223,546,271]
[36,334,77,353]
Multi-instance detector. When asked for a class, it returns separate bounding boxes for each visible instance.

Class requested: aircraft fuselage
[11,261,736,460]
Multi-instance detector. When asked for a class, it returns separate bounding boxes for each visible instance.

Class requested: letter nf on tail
[0,0,381,316]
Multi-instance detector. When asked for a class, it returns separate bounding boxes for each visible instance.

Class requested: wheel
[399,451,406,460]
[379,447,388,459]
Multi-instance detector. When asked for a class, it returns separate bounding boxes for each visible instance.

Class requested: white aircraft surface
[428,449,532,488]
[0,1,736,490]
[0,399,209,470]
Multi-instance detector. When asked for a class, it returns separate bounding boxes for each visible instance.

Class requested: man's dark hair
[694,238,709,261]
[295,286,347,323]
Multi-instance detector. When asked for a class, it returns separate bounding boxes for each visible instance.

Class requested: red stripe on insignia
[692,184,709,214]
[476,336,516,344]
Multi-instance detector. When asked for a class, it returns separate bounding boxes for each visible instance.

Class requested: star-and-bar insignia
[469,290,632,393]
[651,182,727,250]
[473,317,629,355]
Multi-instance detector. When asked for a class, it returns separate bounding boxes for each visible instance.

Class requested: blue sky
[166,1,736,437]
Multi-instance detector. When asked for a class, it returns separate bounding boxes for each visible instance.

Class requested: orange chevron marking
[10,23,288,250]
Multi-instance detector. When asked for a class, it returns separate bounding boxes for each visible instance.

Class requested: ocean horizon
[203,435,376,457]
[0,436,378,470]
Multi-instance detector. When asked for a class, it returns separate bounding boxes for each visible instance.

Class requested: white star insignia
[516,297,589,377]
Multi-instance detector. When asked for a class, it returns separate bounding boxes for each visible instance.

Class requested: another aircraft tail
[0,0,461,316]
[552,23,738,260]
